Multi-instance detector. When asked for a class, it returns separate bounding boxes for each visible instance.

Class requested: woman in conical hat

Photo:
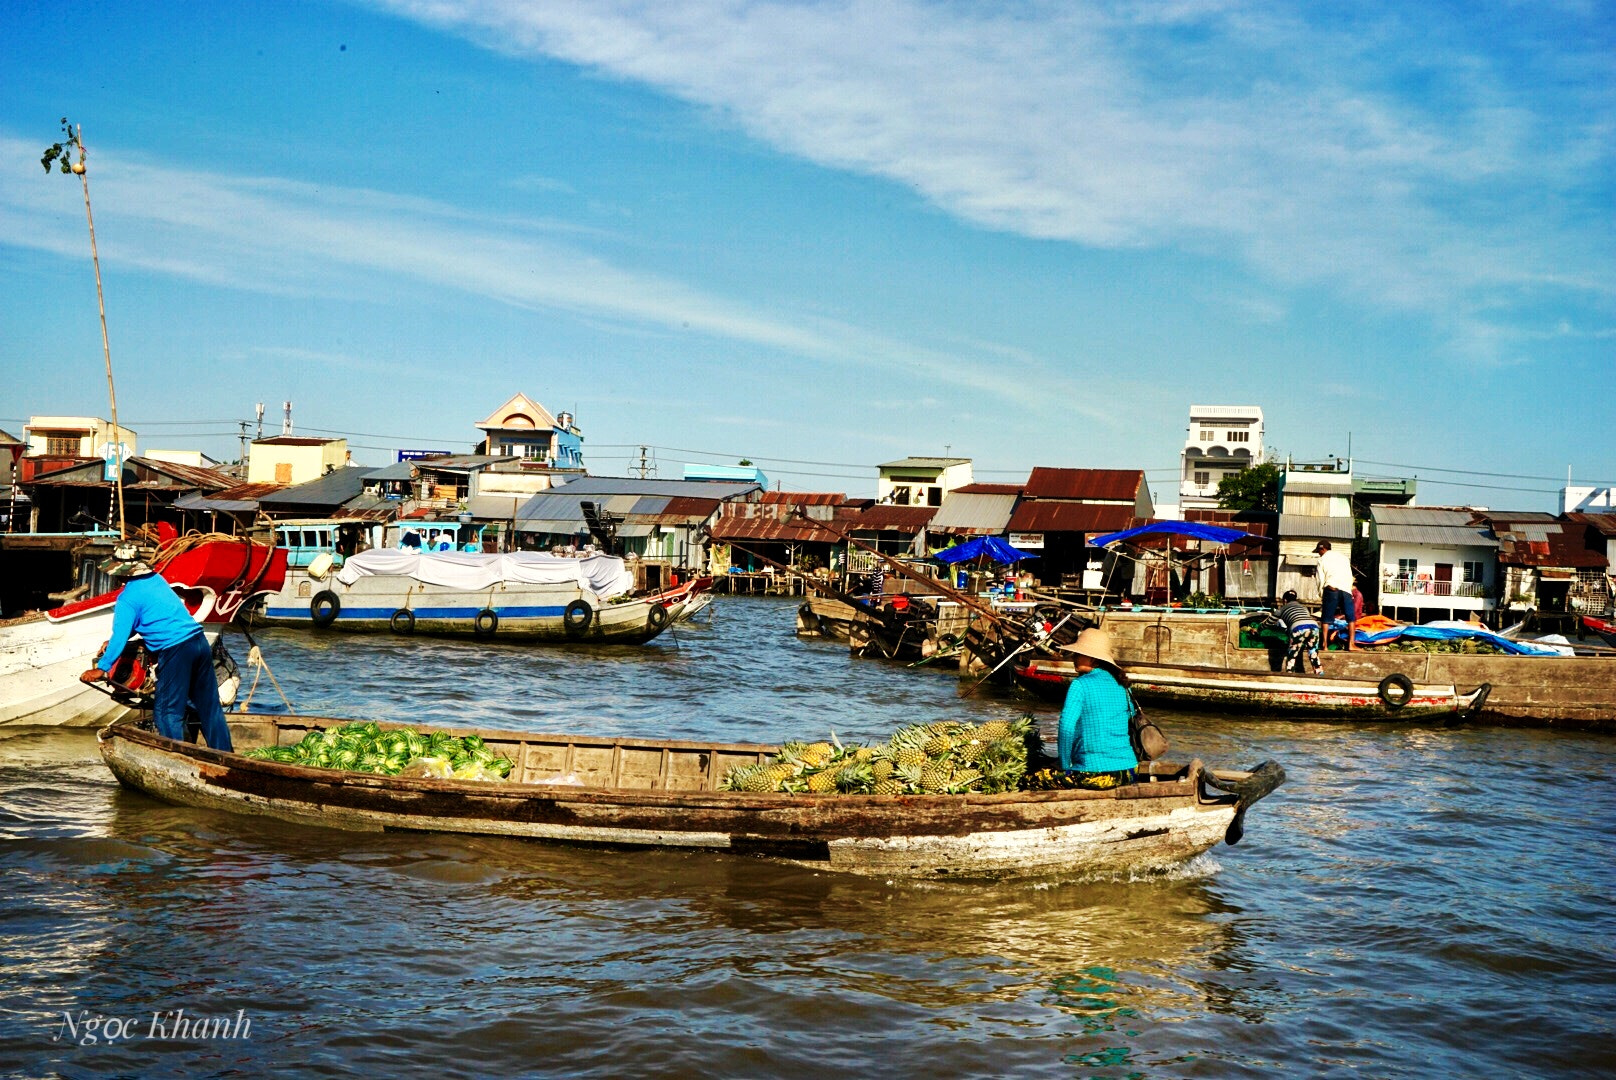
[1052,628,1136,789]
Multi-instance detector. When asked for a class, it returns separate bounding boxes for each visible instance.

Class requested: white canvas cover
[335,550,633,598]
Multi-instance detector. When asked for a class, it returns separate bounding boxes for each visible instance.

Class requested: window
[44,434,80,456]
[274,462,292,483]
[1227,430,1249,442]
[892,486,910,506]
[1462,561,1484,583]
[928,486,942,507]
[1194,471,1210,486]
[1398,558,1418,576]
[1198,429,1214,441]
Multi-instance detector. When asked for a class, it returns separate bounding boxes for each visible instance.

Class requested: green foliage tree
[1216,460,1281,513]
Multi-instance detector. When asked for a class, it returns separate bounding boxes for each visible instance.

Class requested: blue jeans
[1321,588,1355,646]
[154,633,233,751]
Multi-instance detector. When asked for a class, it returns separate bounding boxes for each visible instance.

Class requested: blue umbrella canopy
[1088,521,1252,547]
[934,536,1038,565]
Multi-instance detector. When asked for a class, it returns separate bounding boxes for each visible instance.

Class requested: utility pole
[237,420,249,467]
[635,446,651,479]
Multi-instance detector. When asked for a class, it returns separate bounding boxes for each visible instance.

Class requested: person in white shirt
[1313,540,1357,651]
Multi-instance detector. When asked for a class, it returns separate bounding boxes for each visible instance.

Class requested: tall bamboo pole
[72,125,126,538]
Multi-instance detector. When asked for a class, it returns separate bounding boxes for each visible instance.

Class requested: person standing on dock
[1053,629,1137,789]
[1314,541,1357,651]
[1267,590,1323,675]
[79,545,233,751]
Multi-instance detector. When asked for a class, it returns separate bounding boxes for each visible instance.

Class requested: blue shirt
[97,573,204,671]
[1057,667,1138,774]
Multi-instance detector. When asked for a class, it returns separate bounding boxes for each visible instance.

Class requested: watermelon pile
[242,721,515,781]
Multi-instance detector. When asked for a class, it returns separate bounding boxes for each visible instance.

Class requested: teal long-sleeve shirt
[96,573,203,671]
[1057,667,1138,774]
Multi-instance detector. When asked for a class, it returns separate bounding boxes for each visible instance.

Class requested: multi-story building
[475,393,584,470]
[1276,460,1356,602]
[246,436,349,486]
[1370,506,1498,624]
[1179,405,1263,511]
[876,458,974,508]
[19,415,138,482]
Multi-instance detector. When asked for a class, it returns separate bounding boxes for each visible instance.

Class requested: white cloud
[0,134,1109,421]
[369,0,1615,359]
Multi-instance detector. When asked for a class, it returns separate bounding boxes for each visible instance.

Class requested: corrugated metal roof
[1007,503,1136,533]
[549,476,761,500]
[365,461,418,480]
[413,455,504,473]
[928,491,1018,533]
[1377,524,1497,547]
[463,495,524,520]
[1280,479,1353,496]
[1566,512,1616,537]
[258,467,377,509]
[880,457,969,469]
[707,518,839,543]
[1023,467,1142,501]
[1277,513,1356,541]
[130,457,236,490]
[849,506,935,531]
[758,490,843,505]
[951,483,1022,495]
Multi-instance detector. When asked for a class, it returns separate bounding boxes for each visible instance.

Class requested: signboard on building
[96,442,131,483]
[1008,532,1044,550]
[397,449,452,462]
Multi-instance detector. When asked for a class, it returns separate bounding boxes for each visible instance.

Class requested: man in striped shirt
[1267,589,1323,675]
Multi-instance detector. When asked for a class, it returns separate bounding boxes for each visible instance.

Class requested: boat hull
[1017,660,1482,720]
[97,715,1274,879]
[1089,610,1616,729]
[257,574,670,643]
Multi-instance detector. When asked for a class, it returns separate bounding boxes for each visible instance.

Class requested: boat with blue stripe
[252,549,685,643]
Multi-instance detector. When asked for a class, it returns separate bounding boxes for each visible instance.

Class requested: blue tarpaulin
[1088,520,1253,547]
[1351,622,1567,656]
[933,536,1038,565]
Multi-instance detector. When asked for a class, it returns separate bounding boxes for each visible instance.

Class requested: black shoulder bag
[1126,689,1170,761]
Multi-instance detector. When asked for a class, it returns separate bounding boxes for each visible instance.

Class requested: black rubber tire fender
[310,590,341,628]
[647,604,670,632]
[389,608,415,635]
[1461,682,1492,720]
[473,608,499,637]
[563,599,593,635]
[1378,672,1415,709]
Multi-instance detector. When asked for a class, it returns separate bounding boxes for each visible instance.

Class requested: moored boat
[253,549,676,643]
[0,535,287,727]
[96,712,1284,879]
[1016,658,1492,721]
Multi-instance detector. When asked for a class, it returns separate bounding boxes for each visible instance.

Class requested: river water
[2,597,1612,1078]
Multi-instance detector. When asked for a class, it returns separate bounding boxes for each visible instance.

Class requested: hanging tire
[564,599,593,635]
[390,609,416,635]
[310,590,341,628]
[473,608,499,636]
[647,604,670,632]
[1377,672,1414,709]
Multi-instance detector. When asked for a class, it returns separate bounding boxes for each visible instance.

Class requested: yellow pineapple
[874,778,905,796]
[806,769,839,793]
[871,758,894,781]
[919,762,950,793]
[895,745,927,769]
[977,720,1011,739]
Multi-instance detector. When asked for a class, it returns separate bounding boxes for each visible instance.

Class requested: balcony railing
[1381,575,1487,598]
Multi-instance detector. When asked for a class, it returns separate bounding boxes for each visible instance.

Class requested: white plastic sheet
[335,550,633,598]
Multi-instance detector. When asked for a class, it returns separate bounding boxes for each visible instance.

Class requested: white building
[1180,405,1263,511]
[877,458,973,508]
[1276,461,1355,603]
[1370,506,1497,623]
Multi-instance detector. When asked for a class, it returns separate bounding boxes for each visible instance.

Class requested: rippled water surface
[2,598,1613,1078]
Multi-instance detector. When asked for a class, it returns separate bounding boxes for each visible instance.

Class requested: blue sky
[2,0,1611,510]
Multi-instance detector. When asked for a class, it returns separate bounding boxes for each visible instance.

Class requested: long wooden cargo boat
[1016,658,1491,721]
[97,713,1284,879]
[1087,609,1616,730]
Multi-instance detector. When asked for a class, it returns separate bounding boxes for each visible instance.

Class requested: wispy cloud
[1,134,1108,418]
[369,0,1615,361]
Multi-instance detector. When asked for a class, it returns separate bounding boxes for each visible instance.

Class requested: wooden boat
[1081,609,1616,730]
[1015,658,1492,722]
[1580,616,1616,650]
[96,713,1284,879]
[0,536,286,727]
[254,549,675,643]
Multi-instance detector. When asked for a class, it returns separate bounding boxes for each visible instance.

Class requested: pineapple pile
[719,717,1036,796]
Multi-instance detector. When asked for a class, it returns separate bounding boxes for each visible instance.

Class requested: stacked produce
[718,717,1037,796]
[1387,639,1503,654]
[243,721,515,781]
